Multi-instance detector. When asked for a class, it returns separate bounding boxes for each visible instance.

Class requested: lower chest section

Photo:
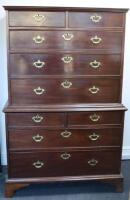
[6,109,124,178]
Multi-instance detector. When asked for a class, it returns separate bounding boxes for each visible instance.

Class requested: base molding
[5,174,123,197]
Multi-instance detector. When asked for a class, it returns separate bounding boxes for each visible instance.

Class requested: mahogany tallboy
[3,6,128,197]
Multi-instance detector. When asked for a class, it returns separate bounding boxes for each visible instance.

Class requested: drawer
[10,30,122,51]
[68,111,124,126]
[9,149,121,178]
[10,78,121,105]
[69,12,124,28]
[7,113,65,127]
[10,53,122,76]
[8,128,123,150]
[9,11,66,27]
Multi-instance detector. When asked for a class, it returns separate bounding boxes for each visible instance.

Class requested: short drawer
[9,149,121,178]
[7,113,65,127]
[8,128,123,150]
[69,12,124,28]
[9,11,66,27]
[10,30,122,52]
[10,78,121,105]
[10,53,122,76]
[68,111,124,126]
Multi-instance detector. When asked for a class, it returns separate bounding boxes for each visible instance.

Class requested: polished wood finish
[68,12,124,28]
[5,174,123,197]
[7,112,65,127]
[9,53,122,76]
[4,103,127,112]
[4,6,128,197]
[8,128,123,150]
[9,149,121,178]
[9,11,66,27]
[10,78,121,104]
[10,30,123,51]
[5,183,30,198]
[7,110,124,127]
[4,6,128,12]
[68,111,124,126]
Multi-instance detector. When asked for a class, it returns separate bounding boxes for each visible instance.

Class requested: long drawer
[10,78,121,104]
[9,11,66,27]
[10,53,122,76]
[9,149,121,178]
[8,128,123,150]
[10,30,123,51]
[7,111,123,127]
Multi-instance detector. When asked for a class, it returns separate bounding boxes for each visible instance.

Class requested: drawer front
[7,113,65,127]
[68,111,123,126]
[8,128,123,150]
[10,78,121,104]
[9,149,121,178]
[9,11,66,27]
[69,12,124,28]
[10,53,122,76]
[10,30,122,51]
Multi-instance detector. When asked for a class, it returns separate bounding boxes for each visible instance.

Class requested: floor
[0,161,130,199]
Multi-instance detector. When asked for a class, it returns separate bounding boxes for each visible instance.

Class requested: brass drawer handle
[62,33,74,41]
[89,86,99,94]
[33,60,45,69]
[90,14,102,23]
[33,87,45,95]
[33,134,44,142]
[89,60,101,69]
[61,56,73,64]
[60,152,71,160]
[33,160,44,168]
[61,80,72,89]
[89,133,100,141]
[33,13,46,22]
[89,113,100,122]
[61,130,72,138]
[88,159,98,166]
[90,35,102,44]
[32,114,43,123]
[33,35,45,44]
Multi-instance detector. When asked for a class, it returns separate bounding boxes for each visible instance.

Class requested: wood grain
[10,30,123,52]
[8,128,123,150]
[10,78,121,104]
[9,53,122,76]
[8,149,121,178]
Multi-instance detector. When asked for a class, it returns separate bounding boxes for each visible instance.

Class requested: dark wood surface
[7,112,65,127]
[8,149,121,178]
[68,111,124,126]
[68,12,124,28]
[8,128,123,150]
[8,11,124,28]
[9,11,66,27]
[4,6,128,197]
[10,78,121,104]
[4,6,128,12]
[5,174,124,197]
[7,111,124,127]
[4,103,127,112]
[10,30,123,51]
[9,53,122,76]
